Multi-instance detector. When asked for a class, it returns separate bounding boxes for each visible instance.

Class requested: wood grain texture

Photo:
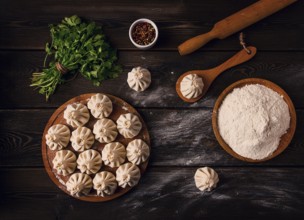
[1,109,304,167]
[1,167,304,220]
[1,0,304,218]
[1,51,304,109]
[178,0,298,55]
[0,0,303,50]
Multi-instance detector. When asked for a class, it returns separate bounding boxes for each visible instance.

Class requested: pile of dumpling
[45,93,150,198]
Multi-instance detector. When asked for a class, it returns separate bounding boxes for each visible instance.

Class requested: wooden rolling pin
[178,0,297,55]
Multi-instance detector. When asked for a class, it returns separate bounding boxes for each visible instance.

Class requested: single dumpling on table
[52,150,76,176]
[126,139,150,165]
[102,142,126,168]
[87,93,113,118]
[93,171,118,197]
[180,73,204,99]
[64,103,90,127]
[70,126,94,152]
[46,124,70,150]
[116,162,141,188]
[93,118,118,143]
[116,113,142,138]
[66,173,93,197]
[77,149,102,174]
[127,66,151,92]
[194,167,219,192]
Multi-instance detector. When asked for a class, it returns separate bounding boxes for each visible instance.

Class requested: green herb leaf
[30,15,122,101]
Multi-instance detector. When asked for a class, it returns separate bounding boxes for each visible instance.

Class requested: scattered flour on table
[218,84,290,160]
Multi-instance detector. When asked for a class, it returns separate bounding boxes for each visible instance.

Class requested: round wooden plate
[42,93,150,202]
[212,78,296,162]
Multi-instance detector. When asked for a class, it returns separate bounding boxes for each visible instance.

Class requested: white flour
[218,84,290,160]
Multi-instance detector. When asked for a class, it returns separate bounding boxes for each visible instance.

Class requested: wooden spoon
[176,46,257,103]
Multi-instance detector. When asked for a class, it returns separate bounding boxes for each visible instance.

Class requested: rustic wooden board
[1,109,304,167]
[0,0,303,50]
[41,93,150,202]
[0,51,304,109]
[1,167,304,219]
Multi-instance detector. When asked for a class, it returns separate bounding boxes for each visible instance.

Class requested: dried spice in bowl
[131,22,156,46]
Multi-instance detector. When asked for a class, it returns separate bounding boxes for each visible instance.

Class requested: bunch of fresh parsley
[30,15,121,101]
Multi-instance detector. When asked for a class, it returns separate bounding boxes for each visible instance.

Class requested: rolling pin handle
[178,29,218,56]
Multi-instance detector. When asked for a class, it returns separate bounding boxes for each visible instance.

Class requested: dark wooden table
[1,0,304,219]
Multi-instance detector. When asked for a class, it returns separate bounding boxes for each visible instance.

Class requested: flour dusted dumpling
[102,142,126,168]
[93,118,118,143]
[87,93,113,118]
[93,171,118,197]
[194,167,219,192]
[77,149,102,174]
[46,124,70,150]
[116,162,141,188]
[70,127,94,152]
[66,173,93,196]
[117,113,142,138]
[52,150,76,176]
[127,139,150,165]
[180,74,204,99]
[64,103,90,127]
[127,67,151,92]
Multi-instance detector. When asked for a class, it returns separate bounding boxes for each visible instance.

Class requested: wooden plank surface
[1,0,304,219]
[1,168,304,220]
[1,109,304,167]
[0,51,304,109]
[0,0,303,50]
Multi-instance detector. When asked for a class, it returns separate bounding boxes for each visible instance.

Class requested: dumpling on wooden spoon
[180,73,204,99]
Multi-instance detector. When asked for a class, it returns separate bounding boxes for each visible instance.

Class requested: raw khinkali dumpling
[66,173,93,196]
[180,74,204,99]
[77,149,102,174]
[116,162,141,188]
[46,124,70,150]
[102,142,126,168]
[52,150,76,176]
[64,103,90,128]
[116,113,142,138]
[127,139,150,165]
[70,127,94,152]
[93,171,118,197]
[127,67,151,92]
[87,93,113,118]
[194,167,219,192]
[93,118,118,143]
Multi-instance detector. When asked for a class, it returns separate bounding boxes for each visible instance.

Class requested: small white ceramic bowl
[129,18,158,50]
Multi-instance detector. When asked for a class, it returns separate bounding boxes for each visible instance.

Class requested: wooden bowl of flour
[212,78,296,162]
